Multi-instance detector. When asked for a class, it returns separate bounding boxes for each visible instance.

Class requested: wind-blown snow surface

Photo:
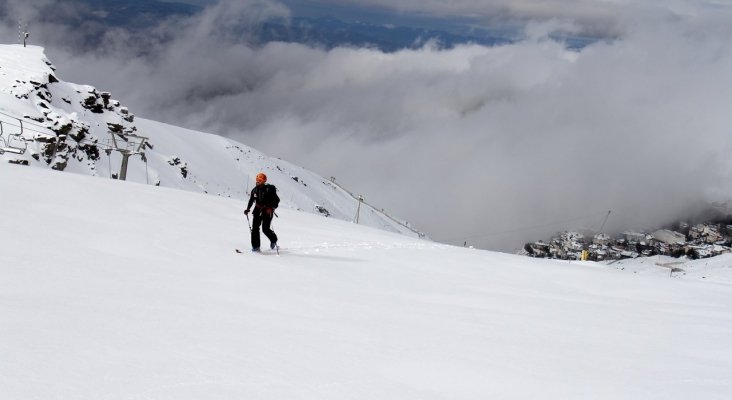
[605,255,732,284]
[2,164,732,399]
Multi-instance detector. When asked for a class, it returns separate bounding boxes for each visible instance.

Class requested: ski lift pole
[119,150,132,181]
[355,195,363,224]
[109,133,148,181]
[598,210,612,234]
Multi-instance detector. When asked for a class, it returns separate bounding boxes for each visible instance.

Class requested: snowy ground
[2,164,732,399]
[603,254,732,285]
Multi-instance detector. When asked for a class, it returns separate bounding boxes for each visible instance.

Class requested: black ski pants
[251,208,277,249]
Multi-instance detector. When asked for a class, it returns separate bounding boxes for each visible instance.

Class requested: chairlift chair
[0,120,27,155]
[2,133,27,154]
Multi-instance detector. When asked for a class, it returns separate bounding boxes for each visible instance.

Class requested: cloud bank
[4,0,732,250]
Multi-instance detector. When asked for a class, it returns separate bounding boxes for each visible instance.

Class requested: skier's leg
[262,213,278,246]
[251,210,263,249]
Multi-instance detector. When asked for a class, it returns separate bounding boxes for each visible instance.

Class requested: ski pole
[246,213,252,232]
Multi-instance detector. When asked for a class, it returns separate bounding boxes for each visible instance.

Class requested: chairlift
[108,132,149,181]
[0,120,28,155]
[3,133,28,154]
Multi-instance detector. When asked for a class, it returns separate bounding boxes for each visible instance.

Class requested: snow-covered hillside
[2,164,732,399]
[0,44,422,237]
[605,254,732,284]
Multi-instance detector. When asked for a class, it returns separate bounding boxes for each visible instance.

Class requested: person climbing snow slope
[244,172,280,252]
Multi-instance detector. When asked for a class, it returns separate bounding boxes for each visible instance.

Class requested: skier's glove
[244,209,250,215]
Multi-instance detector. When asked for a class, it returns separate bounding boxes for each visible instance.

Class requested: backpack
[263,184,280,209]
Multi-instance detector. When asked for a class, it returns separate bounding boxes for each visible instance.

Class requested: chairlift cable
[0,109,55,131]
[597,210,612,234]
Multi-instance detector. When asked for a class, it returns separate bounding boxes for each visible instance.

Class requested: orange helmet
[255,172,267,184]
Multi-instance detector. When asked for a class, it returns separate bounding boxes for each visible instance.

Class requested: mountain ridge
[0,44,424,238]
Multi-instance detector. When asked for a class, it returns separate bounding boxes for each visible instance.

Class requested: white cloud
[7,0,732,249]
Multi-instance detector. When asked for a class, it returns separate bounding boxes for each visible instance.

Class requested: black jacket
[247,183,279,210]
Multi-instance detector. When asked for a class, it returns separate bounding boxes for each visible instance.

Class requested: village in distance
[521,211,732,262]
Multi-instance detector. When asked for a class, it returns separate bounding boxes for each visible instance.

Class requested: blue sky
[159,0,732,37]
[157,0,521,36]
[151,0,726,52]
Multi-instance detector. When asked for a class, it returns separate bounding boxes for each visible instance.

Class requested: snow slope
[604,254,732,284]
[0,44,422,238]
[2,164,732,399]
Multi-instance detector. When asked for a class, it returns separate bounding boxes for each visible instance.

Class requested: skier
[244,172,280,252]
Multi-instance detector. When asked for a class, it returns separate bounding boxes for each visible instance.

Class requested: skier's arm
[245,191,255,213]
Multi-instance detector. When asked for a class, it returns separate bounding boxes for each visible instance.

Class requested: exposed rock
[107,123,124,133]
[69,127,89,142]
[24,115,44,123]
[315,205,331,217]
[100,92,111,107]
[82,95,104,113]
[51,159,67,171]
[168,156,188,178]
[74,144,101,162]
[54,123,73,137]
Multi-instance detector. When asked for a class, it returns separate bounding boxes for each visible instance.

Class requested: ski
[235,248,281,256]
